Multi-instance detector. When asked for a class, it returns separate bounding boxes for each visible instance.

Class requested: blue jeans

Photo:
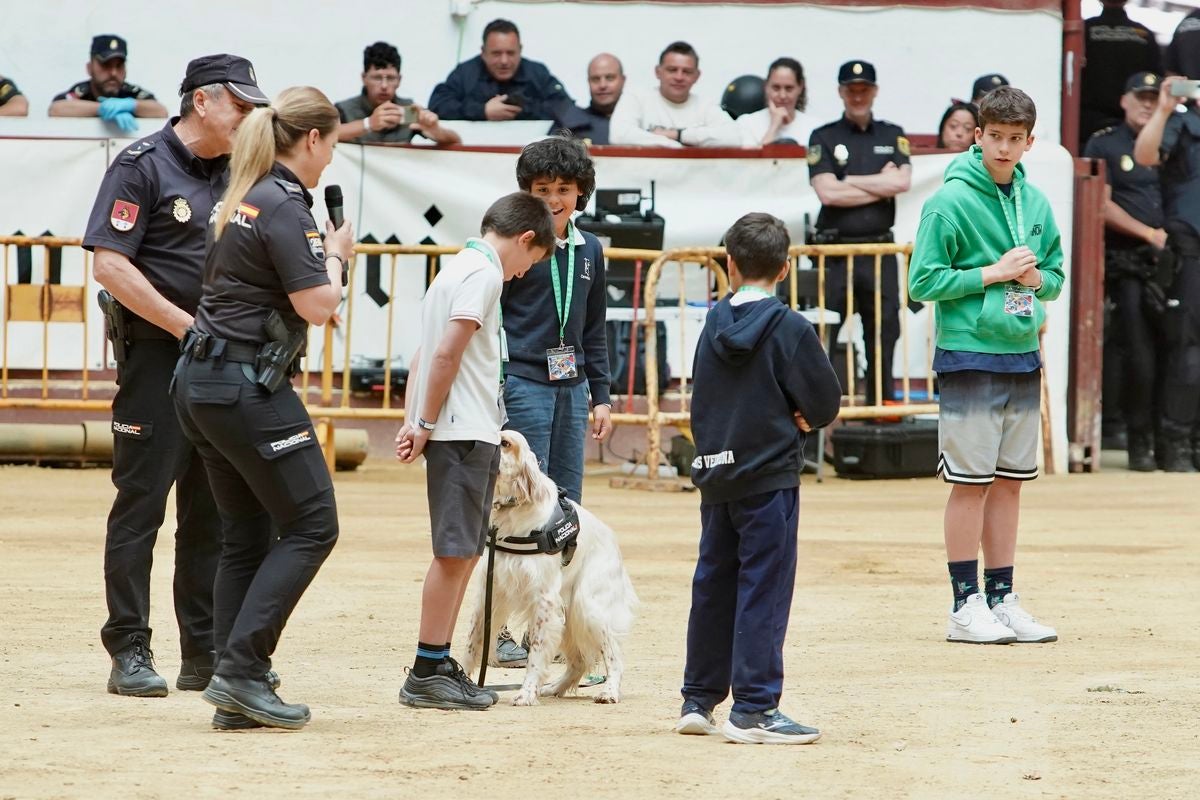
[502,374,591,502]
[681,488,799,714]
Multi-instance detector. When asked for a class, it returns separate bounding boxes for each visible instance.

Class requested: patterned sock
[412,641,444,678]
[984,566,1014,608]
[948,560,979,612]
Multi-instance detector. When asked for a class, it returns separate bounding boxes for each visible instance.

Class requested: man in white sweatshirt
[609,41,740,148]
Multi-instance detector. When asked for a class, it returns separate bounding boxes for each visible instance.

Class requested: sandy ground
[1,458,1198,800]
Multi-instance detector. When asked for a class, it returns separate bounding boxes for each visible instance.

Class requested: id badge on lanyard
[998,183,1034,317]
[547,223,579,381]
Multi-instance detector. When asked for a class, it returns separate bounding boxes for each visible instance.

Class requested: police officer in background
[808,60,911,407]
[1080,0,1162,149]
[1134,75,1200,472]
[1085,72,1169,471]
[175,86,350,730]
[84,55,267,698]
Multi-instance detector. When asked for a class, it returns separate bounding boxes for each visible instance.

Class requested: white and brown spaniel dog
[461,429,637,706]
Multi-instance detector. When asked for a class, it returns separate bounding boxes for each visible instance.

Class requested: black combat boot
[1126,430,1156,472]
[1161,437,1197,473]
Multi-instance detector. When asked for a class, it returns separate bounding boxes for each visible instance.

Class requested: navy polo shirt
[53,79,156,103]
[194,162,330,345]
[1158,107,1200,239]
[807,114,910,237]
[427,55,572,122]
[1084,122,1164,249]
[83,118,228,316]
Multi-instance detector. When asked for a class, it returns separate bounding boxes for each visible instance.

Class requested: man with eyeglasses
[336,41,460,145]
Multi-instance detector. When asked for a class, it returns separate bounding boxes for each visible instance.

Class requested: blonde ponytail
[213,86,340,239]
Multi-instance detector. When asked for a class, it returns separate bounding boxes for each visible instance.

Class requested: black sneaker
[107,636,168,697]
[723,708,821,745]
[674,699,718,735]
[177,651,215,691]
[202,674,311,730]
[400,661,494,710]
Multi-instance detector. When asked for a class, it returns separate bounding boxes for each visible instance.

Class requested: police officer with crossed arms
[174,86,352,730]
[84,54,267,699]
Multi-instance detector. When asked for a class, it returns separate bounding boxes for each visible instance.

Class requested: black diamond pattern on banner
[423,205,443,227]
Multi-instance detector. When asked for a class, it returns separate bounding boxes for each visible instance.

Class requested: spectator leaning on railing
[609,41,740,148]
[556,53,625,145]
[736,57,810,147]
[48,35,167,132]
[336,41,460,146]
[0,74,28,117]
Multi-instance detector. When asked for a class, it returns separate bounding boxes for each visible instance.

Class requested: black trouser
[1161,245,1200,439]
[172,353,338,680]
[1106,249,1162,436]
[821,251,899,406]
[103,338,220,659]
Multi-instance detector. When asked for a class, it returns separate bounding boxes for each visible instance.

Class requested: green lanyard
[997,181,1024,248]
[736,285,775,300]
[464,238,506,382]
[550,221,576,347]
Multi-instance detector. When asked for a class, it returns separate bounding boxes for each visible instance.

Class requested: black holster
[97,289,129,363]
[256,310,304,393]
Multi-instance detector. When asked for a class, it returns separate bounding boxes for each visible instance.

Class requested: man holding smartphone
[1133,75,1200,471]
[337,41,460,145]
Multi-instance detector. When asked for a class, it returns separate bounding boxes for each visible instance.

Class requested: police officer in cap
[49,35,168,128]
[1134,75,1200,471]
[1085,72,1169,471]
[174,86,351,730]
[1080,0,1162,149]
[84,54,268,699]
[807,60,911,407]
[970,73,1009,105]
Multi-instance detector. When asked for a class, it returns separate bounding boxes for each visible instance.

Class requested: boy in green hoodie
[909,87,1065,645]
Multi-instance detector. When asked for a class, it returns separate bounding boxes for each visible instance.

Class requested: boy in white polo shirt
[396,192,554,709]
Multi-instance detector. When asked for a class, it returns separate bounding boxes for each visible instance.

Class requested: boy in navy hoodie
[677,212,842,744]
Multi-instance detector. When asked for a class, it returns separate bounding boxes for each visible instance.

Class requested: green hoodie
[909,144,1065,355]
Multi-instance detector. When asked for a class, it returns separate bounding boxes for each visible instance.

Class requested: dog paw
[512,689,540,707]
[593,691,619,704]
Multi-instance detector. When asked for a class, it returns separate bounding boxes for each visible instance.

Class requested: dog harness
[489,489,581,567]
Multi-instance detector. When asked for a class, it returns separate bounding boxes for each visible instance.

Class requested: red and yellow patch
[237,203,260,219]
[109,199,140,232]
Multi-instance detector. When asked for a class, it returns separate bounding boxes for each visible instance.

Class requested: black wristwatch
[328,253,348,286]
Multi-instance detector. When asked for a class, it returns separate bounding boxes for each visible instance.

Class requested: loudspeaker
[606,320,670,396]
[576,213,666,307]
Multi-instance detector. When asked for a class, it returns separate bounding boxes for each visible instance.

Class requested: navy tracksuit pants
[682,487,799,714]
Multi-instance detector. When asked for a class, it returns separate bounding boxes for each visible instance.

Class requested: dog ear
[523,446,557,506]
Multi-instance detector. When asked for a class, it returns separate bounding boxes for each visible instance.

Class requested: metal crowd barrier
[2,237,933,476]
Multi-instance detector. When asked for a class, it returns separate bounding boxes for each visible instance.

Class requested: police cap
[91,35,128,62]
[180,54,269,106]
[971,73,1009,101]
[838,61,876,86]
[1125,71,1161,95]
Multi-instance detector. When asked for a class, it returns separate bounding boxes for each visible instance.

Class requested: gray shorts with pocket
[424,439,501,558]
[937,370,1041,485]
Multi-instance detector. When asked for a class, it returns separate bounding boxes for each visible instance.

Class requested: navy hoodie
[690,294,842,503]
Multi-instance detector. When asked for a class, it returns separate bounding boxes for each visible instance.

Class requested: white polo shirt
[411,237,505,444]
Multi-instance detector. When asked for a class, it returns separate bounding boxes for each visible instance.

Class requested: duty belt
[816,231,894,244]
[181,329,261,364]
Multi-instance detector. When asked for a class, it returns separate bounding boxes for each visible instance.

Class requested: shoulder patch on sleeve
[806,143,822,165]
[897,136,911,156]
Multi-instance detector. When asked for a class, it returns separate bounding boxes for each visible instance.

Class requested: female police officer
[173,86,352,730]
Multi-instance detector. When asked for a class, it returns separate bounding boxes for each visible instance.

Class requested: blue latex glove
[113,111,139,133]
[98,96,137,120]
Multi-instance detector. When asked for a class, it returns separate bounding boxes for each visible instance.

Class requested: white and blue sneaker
[947,593,1017,644]
[990,593,1058,643]
[723,708,821,745]
[675,699,718,735]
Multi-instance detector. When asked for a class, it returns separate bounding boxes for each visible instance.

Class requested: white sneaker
[946,593,1017,644]
[990,593,1058,643]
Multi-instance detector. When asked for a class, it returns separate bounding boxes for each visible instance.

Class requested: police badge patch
[834,143,850,165]
[806,144,822,165]
[897,136,911,157]
[1120,154,1135,172]
[110,200,140,232]
[306,230,325,259]
[172,197,192,223]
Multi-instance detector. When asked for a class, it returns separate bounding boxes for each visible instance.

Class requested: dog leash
[477,527,499,689]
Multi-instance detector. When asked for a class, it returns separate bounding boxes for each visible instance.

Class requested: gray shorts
[937,370,1041,485]
[424,439,501,558]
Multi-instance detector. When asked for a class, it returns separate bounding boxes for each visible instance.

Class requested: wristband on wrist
[416,417,436,431]
[677,128,685,143]
[363,116,371,133]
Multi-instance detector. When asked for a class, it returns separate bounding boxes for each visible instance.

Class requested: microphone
[324,185,347,286]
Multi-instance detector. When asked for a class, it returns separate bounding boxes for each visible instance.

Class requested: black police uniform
[427,55,572,122]
[335,91,418,144]
[82,120,225,668]
[52,80,156,103]
[1084,121,1166,460]
[0,75,22,107]
[1155,105,1200,468]
[1080,4,1161,147]
[1165,11,1200,81]
[173,162,338,684]
[807,113,910,405]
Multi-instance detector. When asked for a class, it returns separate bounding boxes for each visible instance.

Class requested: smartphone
[1169,79,1200,99]
[506,91,526,109]
[399,105,419,125]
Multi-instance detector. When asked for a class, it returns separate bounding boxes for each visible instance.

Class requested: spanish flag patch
[237,203,260,219]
